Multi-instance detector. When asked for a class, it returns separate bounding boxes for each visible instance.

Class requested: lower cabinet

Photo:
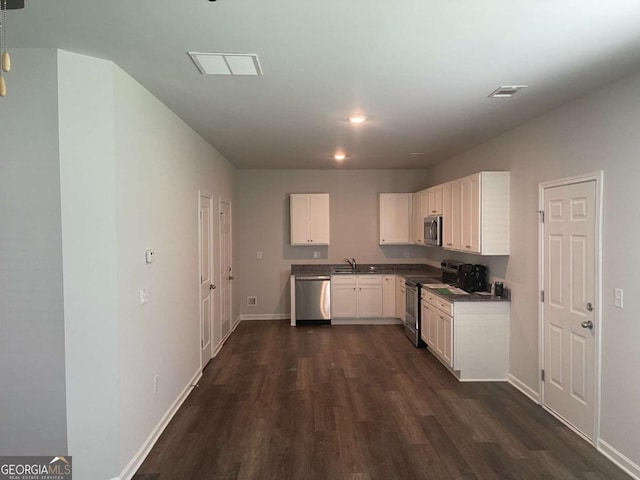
[396,276,406,322]
[382,275,397,318]
[421,289,510,381]
[332,275,383,319]
[332,276,358,318]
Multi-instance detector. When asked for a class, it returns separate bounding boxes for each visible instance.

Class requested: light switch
[313,251,320,258]
[614,288,623,309]
[257,251,263,259]
[140,288,149,305]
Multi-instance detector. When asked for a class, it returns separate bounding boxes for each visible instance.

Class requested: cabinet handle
[465,245,471,248]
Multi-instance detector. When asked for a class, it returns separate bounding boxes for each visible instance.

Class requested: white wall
[58,50,119,477]
[0,49,68,455]
[237,169,431,316]
[423,70,640,471]
[2,48,238,479]
[112,64,237,476]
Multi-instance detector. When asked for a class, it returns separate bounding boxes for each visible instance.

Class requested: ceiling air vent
[188,52,263,76]
[488,85,527,98]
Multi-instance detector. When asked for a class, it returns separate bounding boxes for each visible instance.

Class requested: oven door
[404,283,421,347]
[424,216,442,246]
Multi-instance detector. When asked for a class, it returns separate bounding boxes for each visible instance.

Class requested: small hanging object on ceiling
[0,0,24,97]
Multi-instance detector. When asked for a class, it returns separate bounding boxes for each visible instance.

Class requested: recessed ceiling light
[188,52,263,76]
[334,153,347,161]
[488,85,527,98]
[348,115,368,124]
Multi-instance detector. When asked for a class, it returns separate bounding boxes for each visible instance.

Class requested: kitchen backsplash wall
[237,169,431,316]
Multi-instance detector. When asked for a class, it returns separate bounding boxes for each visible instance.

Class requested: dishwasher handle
[296,275,331,281]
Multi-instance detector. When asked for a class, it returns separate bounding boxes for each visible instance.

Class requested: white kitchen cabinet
[356,276,384,318]
[460,174,481,253]
[382,275,397,318]
[422,288,510,381]
[379,193,412,244]
[331,276,358,318]
[442,180,461,250]
[412,192,424,245]
[442,172,509,255]
[290,194,330,245]
[396,276,406,322]
[331,275,383,319]
[426,185,443,215]
[421,290,437,349]
[423,291,453,368]
[435,310,453,368]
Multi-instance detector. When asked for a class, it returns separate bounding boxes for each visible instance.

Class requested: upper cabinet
[290,194,330,245]
[379,193,412,244]
[443,172,510,255]
[412,190,427,245]
[426,185,443,216]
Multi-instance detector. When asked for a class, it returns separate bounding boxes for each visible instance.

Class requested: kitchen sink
[331,267,355,274]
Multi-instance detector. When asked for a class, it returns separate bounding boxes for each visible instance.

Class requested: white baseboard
[598,439,640,479]
[116,368,202,480]
[239,313,291,321]
[331,318,402,325]
[507,373,540,404]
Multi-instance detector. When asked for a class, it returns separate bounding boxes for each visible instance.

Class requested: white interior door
[220,201,232,338]
[199,194,214,368]
[542,179,598,440]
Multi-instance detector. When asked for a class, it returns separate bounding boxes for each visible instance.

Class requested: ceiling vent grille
[488,85,527,98]
[188,52,263,76]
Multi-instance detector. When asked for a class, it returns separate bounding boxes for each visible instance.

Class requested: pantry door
[540,173,601,442]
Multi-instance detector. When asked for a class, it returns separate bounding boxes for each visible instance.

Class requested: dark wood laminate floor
[134,321,629,480]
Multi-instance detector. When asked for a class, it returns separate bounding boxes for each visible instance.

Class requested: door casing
[538,171,603,445]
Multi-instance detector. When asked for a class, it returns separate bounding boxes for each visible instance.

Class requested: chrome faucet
[344,258,357,271]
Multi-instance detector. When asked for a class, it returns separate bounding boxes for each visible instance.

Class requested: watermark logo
[0,456,72,480]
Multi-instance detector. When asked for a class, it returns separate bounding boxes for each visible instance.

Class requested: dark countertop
[424,286,510,303]
[291,263,510,302]
[291,263,440,277]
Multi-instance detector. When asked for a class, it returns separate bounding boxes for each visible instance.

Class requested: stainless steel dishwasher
[295,275,331,325]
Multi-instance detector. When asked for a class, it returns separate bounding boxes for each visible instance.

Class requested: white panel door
[220,201,233,339]
[543,180,596,440]
[199,195,214,368]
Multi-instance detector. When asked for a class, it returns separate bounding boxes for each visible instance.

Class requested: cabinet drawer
[424,291,437,306]
[435,297,453,316]
[331,275,356,285]
[357,275,383,285]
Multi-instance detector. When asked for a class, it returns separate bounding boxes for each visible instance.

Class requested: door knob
[581,320,594,329]
[209,284,216,290]
[586,302,594,311]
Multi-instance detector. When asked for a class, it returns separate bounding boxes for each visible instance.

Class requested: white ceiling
[8,1,640,169]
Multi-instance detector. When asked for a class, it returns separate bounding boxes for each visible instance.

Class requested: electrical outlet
[403,250,410,258]
[247,296,257,306]
[313,251,321,258]
[257,251,263,259]
[153,375,159,393]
